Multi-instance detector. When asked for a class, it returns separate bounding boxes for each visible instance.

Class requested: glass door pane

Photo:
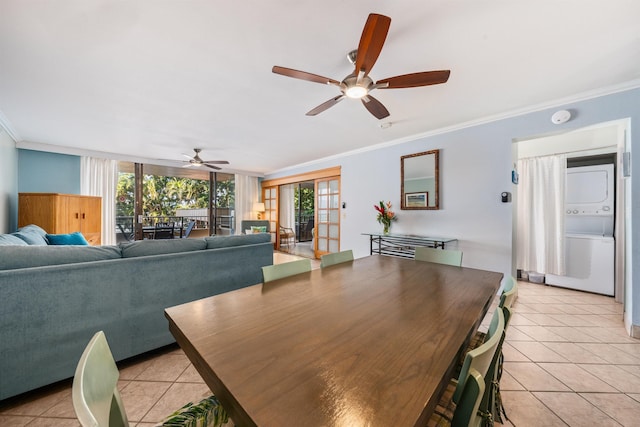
[262,186,278,244]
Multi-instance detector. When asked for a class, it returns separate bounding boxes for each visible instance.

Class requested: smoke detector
[551,110,571,124]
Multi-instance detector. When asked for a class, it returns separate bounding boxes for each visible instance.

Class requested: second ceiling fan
[272,13,450,120]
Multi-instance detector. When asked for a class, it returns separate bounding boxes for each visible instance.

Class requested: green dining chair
[414,247,463,267]
[429,309,505,427]
[480,306,512,426]
[500,276,518,309]
[320,250,354,268]
[73,331,229,427]
[469,276,518,349]
[262,258,312,283]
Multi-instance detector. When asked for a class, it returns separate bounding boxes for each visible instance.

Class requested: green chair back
[485,306,503,341]
[414,247,463,267]
[453,309,504,405]
[72,331,129,427]
[320,250,354,268]
[502,276,515,293]
[500,277,518,309]
[73,332,229,427]
[479,306,511,425]
[262,258,312,283]
[450,368,485,427]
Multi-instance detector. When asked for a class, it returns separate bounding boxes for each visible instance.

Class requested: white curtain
[516,155,566,275]
[81,157,118,245]
[279,184,295,230]
[234,174,260,234]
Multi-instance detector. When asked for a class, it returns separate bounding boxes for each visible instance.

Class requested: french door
[261,167,341,258]
[262,186,278,244]
[314,177,340,259]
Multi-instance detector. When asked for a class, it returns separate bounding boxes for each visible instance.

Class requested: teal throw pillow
[46,232,89,245]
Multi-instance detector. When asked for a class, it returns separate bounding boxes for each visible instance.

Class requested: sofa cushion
[0,245,122,270]
[46,232,89,246]
[20,224,48,236]
[0,234,29,246]
[205,233,271,249]
[120,238,207,258]
[12,224,49,245]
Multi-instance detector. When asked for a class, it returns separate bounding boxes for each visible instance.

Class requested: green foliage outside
[116,173,234,217]
[294,186,314,216]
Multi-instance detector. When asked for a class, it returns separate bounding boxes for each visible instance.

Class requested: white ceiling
[1,1,639,176]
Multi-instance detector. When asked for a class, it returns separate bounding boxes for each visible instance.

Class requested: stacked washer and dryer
[545,163,615,296]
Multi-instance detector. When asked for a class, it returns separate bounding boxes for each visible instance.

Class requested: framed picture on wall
[405,192,428,208]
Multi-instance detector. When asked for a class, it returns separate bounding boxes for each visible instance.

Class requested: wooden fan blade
[361,95,390,120]
[377,70,451,89]
[272,66,340,85]
[202,160,229,165]
[355,14,391,76]
[204,164,222,170]
[306,95,345,116]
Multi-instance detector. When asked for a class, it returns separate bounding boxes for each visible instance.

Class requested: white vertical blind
[80,157,118,245]
[234,174,259,234]
[516,155,566,275]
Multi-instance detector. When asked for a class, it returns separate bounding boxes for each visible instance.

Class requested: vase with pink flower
[374,201,397,234]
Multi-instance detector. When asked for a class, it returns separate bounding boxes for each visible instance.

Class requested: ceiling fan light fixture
[345,85,368,99]
[272,13,450,119]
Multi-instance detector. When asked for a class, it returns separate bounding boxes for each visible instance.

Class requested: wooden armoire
[18,193,102,245]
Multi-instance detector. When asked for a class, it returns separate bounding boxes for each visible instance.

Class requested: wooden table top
[165,255,502,427]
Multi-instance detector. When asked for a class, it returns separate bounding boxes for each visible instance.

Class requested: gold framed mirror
[401,149,439,210]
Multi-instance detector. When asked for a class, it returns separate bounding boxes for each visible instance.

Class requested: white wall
[0,128,18,233]
[265,88,640,320]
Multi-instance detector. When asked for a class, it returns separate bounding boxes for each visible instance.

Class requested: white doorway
[512,120,630,305]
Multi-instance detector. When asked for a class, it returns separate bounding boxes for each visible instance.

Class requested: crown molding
[267,79,640,176]
[0,110,20,142]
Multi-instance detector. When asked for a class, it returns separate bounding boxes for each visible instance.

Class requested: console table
[363,232,457,258]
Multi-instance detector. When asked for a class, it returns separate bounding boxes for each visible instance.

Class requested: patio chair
[279,225,296,252]
[116,223,134,243]
[153,223,174,239]
[73,331,229,427]
[182,220,196,238]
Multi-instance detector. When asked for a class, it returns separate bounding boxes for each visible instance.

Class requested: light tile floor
[2,274,639,426]
[494,281,640,427]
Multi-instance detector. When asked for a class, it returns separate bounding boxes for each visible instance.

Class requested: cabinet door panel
[57,195,80,234]
[80,196,102,245]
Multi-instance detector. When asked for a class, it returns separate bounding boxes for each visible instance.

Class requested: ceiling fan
[181,148,229,170]
[272,13,450,120]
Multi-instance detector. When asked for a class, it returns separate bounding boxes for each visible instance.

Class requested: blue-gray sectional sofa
[0,225,273,400]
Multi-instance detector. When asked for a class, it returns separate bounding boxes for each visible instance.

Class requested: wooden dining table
[165,255,502,427]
